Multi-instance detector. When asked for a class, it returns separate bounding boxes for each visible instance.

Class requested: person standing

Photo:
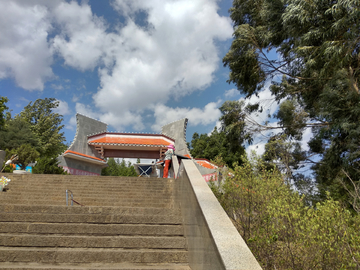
[163,144,175,178]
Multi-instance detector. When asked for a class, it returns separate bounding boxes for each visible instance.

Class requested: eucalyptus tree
[223,0,360,203]
[190,100,250,168]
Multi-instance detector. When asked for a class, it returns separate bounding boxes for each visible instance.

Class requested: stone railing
[173,156,262,270]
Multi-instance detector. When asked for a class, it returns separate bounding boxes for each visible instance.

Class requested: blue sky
[1,0,246,146]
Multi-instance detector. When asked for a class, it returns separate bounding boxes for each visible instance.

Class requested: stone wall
[175,158,262,270]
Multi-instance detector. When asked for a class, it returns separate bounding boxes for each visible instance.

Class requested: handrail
[66,189,85,207]
[65,190,73,206]
[171,155,180,179]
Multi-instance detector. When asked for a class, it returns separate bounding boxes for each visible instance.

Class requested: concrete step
[0,234,186,249]
[0,222,184,236]
[0,194,173,202]
[0,174,189,269]
[0,213,182,224]
[0,205,181,216]
[2,174,173,184]
[0,199,172,207]
[6,182,173,188]
[2,192,173,199]
[0,247,188,264]
[4,187,173,192]
[0,262,191,269]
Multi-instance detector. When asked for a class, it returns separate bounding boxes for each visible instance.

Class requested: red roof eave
[63,150,106,164]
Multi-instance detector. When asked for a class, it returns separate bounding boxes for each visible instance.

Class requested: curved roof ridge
[76,112,107,125]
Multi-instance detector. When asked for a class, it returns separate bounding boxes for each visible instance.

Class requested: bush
[212,156,360,269]
[101,158,138,177]
[32,156,67,174]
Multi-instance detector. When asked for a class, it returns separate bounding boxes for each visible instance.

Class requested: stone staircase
[0,174,190,269]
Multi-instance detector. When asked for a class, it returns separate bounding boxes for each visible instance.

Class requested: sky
[0,0,242,144]
[0,0,307,159]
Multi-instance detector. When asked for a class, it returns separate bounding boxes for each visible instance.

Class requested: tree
[190,100,250,168]
[219,100,252,149]
[101,158,137,177]
[19,98,67,157]
[212,156,360,269]
[0,116,39,151]
[262,134,318,205]
[32,156,68,174]
[223,0,360,204]
[190,127,244,168]
[6,144,40,170]
[0,96,8,131]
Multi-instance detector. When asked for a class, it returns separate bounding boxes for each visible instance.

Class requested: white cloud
[246,142,267,157]
[54,99,71,116]
[242,85,280,126]
[100,110,145,132]
[75,103,101,121]
[301,127,312,151]
[92,0,233,129]
[0,0,233,133]
[0,1,54,90]
[224,88,239,98]
[51,84,63,90]
[151,101,222,132]
[51,1,107,71]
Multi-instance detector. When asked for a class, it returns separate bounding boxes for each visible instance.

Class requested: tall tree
[0,116,39,151]
[0,96,8,131]
[19,98,67,157]
[190,100,250,168]
[101,158,137,177]
[223,0,360,203]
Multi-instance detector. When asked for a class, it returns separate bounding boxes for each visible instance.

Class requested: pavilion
[58,113,218,180]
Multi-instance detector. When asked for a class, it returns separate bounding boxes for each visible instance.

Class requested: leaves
[101,158,138,177]
[224,0,360,207]
[0,96,8,130]
[213,156,360,269]
[19,98,66,157]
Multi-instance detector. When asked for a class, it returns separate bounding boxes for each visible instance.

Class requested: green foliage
[0,97,69,174]
[6,144,39,170]
[19,98,67,156]
[32,156,68,174]
[262,134,310,196]
[0,116,39,151]
[219,100,253,145]
[190,100,250,168]
[223,0,360,205]
[190,128,243,168]
[0,96,8,130]
[101,158,138,177]
[213,156,360,269]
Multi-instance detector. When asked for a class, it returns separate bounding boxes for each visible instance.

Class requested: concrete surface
[0,150,5,169]
[176,159,263,270]
[57,113,107,175]
[0,174,190,269]
[162,119,191,158]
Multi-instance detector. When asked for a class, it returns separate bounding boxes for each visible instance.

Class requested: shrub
[32,156,67,174]
[212,156,360,269]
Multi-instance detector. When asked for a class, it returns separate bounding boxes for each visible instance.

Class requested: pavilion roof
[195,159,218,169]
[87,133,174,147]
[63,150,106,165]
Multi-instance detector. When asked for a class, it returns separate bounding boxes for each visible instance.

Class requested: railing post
[172,155,180,179]
[66,190,74,206]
